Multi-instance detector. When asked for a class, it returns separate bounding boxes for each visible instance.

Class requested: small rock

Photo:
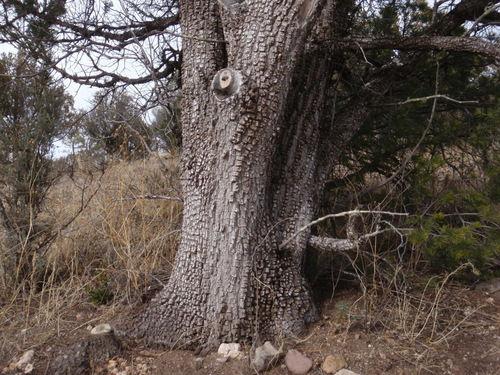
[218,343,243,359]
[446,359,453,368]
[322,354,347,374]
[251,341,282,372]
[335,370,360,375]
[15,350,35,369]
[90,323,113,335]
[354,334,360,340]
[216,356,228,364]
[476,278,500,293]
[193,357,204,370]
[285,349,313,374]
[23,363,34,374]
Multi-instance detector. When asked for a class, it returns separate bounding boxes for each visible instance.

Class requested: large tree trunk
[139,0,340,350]
[137,0,495,350]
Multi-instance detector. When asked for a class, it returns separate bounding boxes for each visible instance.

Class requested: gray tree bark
[137,0,497,351]
[138,0,338,350]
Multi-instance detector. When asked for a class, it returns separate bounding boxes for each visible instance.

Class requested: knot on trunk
[212,68,242,100]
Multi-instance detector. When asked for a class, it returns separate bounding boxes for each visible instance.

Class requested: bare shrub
[0,152,182,352]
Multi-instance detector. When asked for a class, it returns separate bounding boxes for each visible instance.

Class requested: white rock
[335,370,361,375]
[91,323,113,335]
[216,356,229,364]
[251,341,282,372]
[23,363,33,374]
[262,342,280,356]
[218,342,243,359]
[15,350,34,369]
[193,357,204,370]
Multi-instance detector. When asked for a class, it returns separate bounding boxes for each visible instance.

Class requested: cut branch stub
[88,323,121,369]
[212,68,242,100]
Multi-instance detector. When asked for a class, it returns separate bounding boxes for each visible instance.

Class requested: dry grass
[0,144,495,371]
[317,212,494,372]
[0,152,182,355]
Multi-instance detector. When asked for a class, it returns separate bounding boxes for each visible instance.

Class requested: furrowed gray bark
[138,0,334,350]
[137,0,494,351]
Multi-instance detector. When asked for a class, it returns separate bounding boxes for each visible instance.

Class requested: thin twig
[354,41,373,66]
[382,94,478,106]
[464,3,500,37]
[112,195,182,202]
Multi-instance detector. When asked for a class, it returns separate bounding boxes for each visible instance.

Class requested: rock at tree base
[322,354,347,373]
[251,341,282,372]
[218,343,243,359]
[193,357,204,370]
[334,370,361,375]
[285,349,313,374]
[3,350,35,374]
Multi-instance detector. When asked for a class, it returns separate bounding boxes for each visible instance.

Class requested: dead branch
[279,210,408,250]
[334,36,500,59]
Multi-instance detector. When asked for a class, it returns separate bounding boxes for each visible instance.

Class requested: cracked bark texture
[136,0,494,350]
[138,0,339,349]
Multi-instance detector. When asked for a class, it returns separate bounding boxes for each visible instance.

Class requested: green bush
[409,184,499,274]
[84,270,113,304]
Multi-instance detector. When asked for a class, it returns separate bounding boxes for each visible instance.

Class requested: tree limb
[335,36,500,59]
[308,229,391,253]
[279,210,408,250]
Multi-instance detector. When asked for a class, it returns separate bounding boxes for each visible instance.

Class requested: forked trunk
[139,0,340,349]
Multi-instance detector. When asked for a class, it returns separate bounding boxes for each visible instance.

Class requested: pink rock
[285,349,313,374]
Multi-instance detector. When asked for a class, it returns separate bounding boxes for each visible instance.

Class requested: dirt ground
[1,285,499,375]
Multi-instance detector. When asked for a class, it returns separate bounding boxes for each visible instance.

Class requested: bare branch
[308,229,391,253]
[464,3,500,36]
[279,210,408,250]
[381,94,478,106]
[335,36,500,59]
[110,195,182,202]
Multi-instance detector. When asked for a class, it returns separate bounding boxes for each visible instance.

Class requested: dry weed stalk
[325,206,480,352]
